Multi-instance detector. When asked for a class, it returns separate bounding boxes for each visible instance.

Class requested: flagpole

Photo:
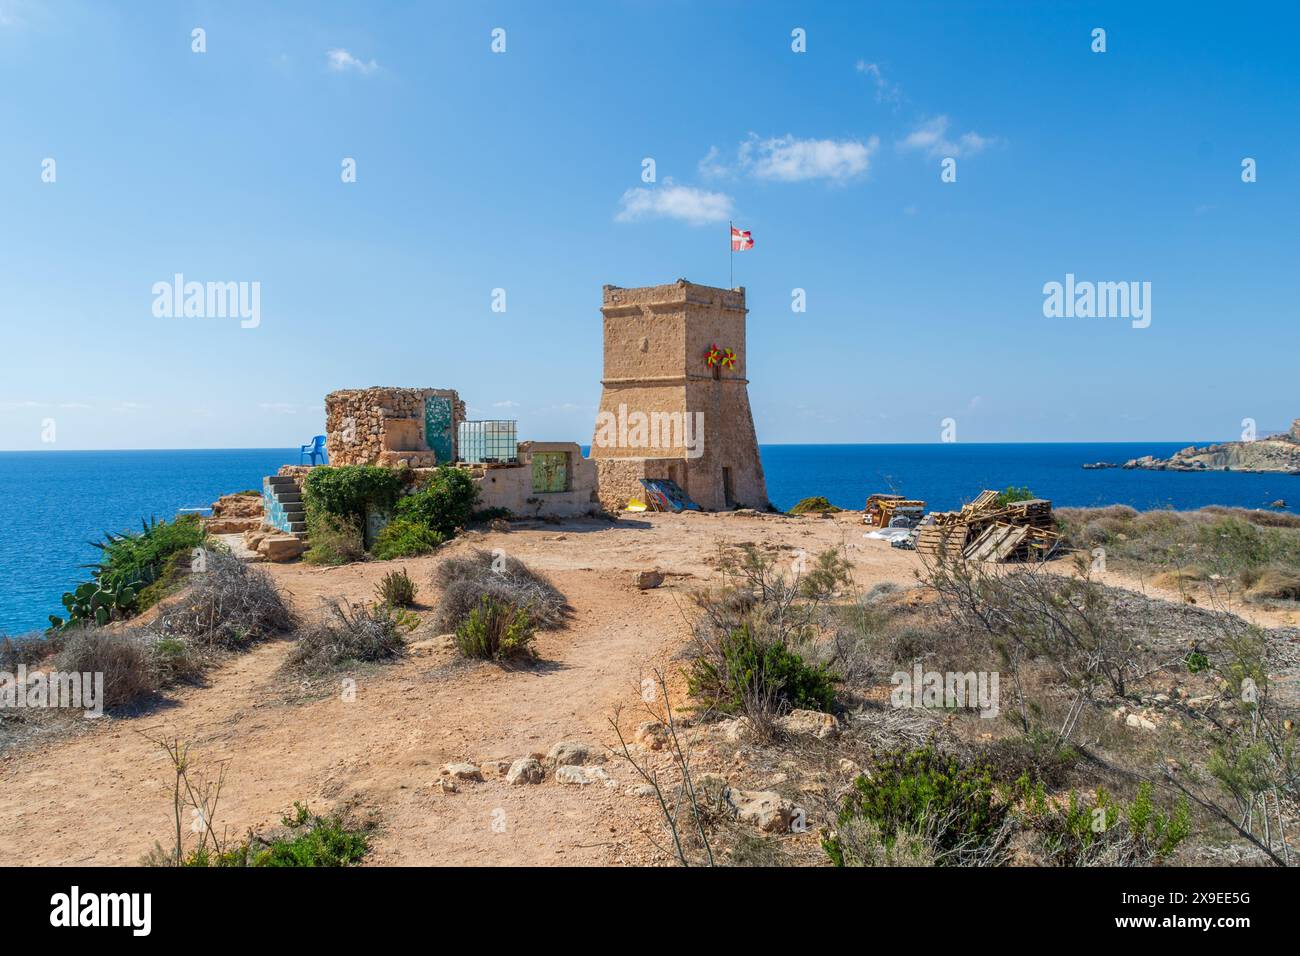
[729,220,733,289]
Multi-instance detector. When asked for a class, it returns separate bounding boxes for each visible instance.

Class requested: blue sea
[2,443,1297,635]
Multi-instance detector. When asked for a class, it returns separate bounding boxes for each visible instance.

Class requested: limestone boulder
[777,709,839,739]
[505,758,544,786]
[725,788,795,833]
[257,535,306,562]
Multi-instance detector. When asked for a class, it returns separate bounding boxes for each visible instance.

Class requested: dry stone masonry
[591,280,768,511]
[324,387,465,468]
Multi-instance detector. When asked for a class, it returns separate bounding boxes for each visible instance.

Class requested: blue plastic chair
[299,435,327,465]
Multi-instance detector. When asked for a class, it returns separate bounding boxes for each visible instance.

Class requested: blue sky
[2,0,1297,450]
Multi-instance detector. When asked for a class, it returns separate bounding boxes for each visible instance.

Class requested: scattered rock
[546,741,590,768]
[506,757,544,786]
[635,569,665,590]
[838,758,860,775]
[777,709,839,739]
[583,766,617,789]
[725,787,794,833]
[441,762,483,782]
[1124,712,1159,732]
[634,721,669,751]
[555,765,591,786]
[720,717,754,743]
[624,784,657,798]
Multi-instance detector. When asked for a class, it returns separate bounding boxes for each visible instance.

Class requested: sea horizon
[2,442,1297,635]
[0,439,1255,452]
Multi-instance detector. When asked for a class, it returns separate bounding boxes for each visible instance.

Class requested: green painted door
[532,452,568,492]
[424,396,454,463]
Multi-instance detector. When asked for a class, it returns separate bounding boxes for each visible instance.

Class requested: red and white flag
[731,226,754,251]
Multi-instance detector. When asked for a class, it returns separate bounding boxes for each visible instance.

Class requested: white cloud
[898,116,995,159]
[327,48,379,75]
[259,402,297,415]
[616,183,734,226]
[740,133,878,182]
[698,145,729,179]
[492,400,520,408]
[855,60,901,106]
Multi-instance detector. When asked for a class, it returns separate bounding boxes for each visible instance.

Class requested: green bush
[687,624,836,715]
[370,518,445,560]
[993,486,1035,508]
[789,496,841,515]
[302,466,405,523]
[454,594,537,661]
[51,515,207,629]
[394,466,479,537]
[799,548,854,600]
[179,803,370,867]
[303,512,366,566]
[824,747,1007,866]
[257,803,370,867]
[1017,779,1189,866]
[375,568,418,607]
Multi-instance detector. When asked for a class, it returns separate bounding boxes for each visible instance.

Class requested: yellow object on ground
[626,498,647,512]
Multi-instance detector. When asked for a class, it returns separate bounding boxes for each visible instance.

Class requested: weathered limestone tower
[591,279,768,511]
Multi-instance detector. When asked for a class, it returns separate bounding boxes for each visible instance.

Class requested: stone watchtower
[591,279,768,511]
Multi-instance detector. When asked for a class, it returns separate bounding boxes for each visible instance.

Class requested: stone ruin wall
[324,387,464,467]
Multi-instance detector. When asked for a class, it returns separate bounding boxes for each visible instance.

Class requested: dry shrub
[158,550,294,650]
[1201,505,1300,529]
[1055,505,1138,549]
[1244,566,1300,601]
[54,628,156,710]
[147,636,205,686]
[285,600,407,675]
[1151,567,1207,590]
[432,549,567,632]
[1,632,57,670]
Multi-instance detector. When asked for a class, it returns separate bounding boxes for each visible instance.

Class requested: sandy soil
[3,510,1295,866]
[0,511,909,866]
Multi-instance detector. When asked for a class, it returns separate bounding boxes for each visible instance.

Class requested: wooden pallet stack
[914,492,1060,562]
[865,494,903,526]
[915,522,971,558]
[865,494,927,528]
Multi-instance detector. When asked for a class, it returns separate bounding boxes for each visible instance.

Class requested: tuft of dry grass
[432,549,567,633]
[285,600,408,675]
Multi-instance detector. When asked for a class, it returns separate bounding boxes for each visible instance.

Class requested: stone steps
[263,474,309,537]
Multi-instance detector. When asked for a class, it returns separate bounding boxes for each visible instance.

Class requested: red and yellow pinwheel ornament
[705,344,737,370]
